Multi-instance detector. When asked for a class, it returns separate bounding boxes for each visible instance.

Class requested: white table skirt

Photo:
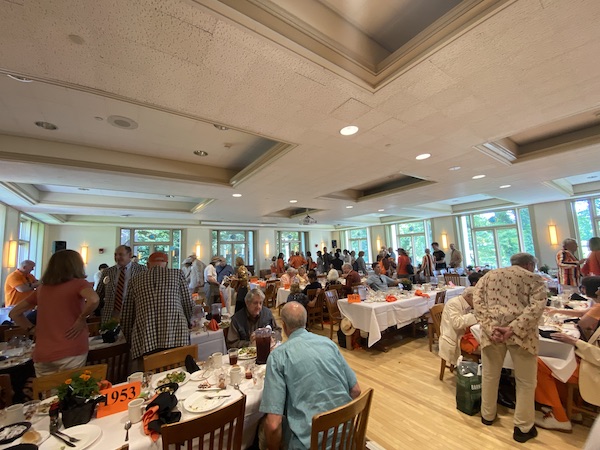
[338,287,465,347]
[276,288,290,308]
[34,359,263,450]
[189,329,227,361]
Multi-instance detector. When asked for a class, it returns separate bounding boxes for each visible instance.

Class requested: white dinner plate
[152,370,190,388]
[238,347,256,360]
[36,396,58,416]
[183,392,227,414]
[40,424,102,450]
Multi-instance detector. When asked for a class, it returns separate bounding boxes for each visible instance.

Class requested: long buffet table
[337,287,465,347]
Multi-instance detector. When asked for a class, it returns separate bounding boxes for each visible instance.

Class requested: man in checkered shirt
[122,251,194,367]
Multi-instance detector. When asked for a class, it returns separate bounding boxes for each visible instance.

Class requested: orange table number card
[97,381,141,418]
[348,294,361,303]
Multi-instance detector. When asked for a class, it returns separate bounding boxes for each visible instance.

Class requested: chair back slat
[143,345,198,374]
[32,364,108,400]
[87,342,130,384]
[310,388,373,450]
[161,395,246,450]
[444,273,460,285]
[434,290,446,304]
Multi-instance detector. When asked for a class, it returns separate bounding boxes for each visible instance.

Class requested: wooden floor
[272,310,592,449]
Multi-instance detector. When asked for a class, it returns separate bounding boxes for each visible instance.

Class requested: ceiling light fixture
[213,124,229,131]
[121,214,132,217]
[378,209,385,212]
[472,174,486,179]
[499,184,511,189]
[68,34,85,45]
[346,205,353,209]
[289,200,298,203]
[165,195,174,198]
[78,188,90,191]
[232,193,242,198]
[416,153,431,160]
[7,74,33,83]
[35,121,57,130]
[449,166,461,171]
[107,115,138,130]
[340,125,359,136]
[193,150,208,157]
[94,116,103,121]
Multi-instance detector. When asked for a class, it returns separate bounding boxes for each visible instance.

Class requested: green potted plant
[100,319,120,343]
[56,370,104,428]
[539,264,550,274]
[400,278,413,291]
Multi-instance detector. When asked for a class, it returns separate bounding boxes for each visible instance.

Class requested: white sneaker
[535,410,572,433]
[540,406,583,423]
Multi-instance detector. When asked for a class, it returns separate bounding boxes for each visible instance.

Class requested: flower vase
[61,397,96,428]
[101,325,121,343]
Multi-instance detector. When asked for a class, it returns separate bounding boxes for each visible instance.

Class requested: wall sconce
[80,246,89,264]
[7,240,18,268]
[376,238,381,250]
[441,233,448,249]
[195,243,201,258]
[548,225,558,246]
[265,241,270,257]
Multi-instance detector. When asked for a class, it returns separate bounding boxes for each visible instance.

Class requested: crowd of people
[3,235,600,448]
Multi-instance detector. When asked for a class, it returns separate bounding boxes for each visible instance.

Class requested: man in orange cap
[121,252,194,369]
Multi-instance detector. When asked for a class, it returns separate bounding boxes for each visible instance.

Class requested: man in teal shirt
[260,302,361,449]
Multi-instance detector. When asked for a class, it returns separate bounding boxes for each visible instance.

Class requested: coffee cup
[127,372,144,384]
[230,366,242,385]
[5,404,24,425]
[128,398,145,423]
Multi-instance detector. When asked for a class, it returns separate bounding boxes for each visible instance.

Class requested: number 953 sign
[97,382,141,418]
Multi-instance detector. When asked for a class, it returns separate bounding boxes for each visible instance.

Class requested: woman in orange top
[582,237,600,276]
[276,253,285,275]
[397,248,411,277]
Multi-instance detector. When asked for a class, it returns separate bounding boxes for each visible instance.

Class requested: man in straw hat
[260,301,360,449]
[204,255,224,305]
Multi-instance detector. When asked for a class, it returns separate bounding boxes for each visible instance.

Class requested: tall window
[121,228,181,267]
[211,230,254,266]
[18,215,44,276]
[347,228,369,260]
[460,208,534,269]
[276,231,306,261]
[572,198,598,255]
[389,220,432,264]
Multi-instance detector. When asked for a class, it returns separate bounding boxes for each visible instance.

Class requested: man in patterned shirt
[556,237,583,288]
[474,252,546,443]
[121,252,194,369]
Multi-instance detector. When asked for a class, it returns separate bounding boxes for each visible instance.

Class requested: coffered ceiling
[0,0,600,228]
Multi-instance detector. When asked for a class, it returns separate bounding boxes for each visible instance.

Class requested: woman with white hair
[439,287,478,365]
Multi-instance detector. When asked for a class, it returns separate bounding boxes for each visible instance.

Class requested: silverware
[234,383,245,395]
[51,431,76,447]
[196,387,223,391]
[54,429,81,442]
[205,394,231,399]
[125,420,132,442]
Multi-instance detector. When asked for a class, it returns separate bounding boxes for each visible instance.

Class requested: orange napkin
[143,405,160,442]
[414,290,430,298]
[208,319,219,331]
[385,295,397,302]
[258,281,266,288]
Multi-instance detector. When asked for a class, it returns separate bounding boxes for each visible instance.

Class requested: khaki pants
[481,344,537,432]
[34,353,88,377]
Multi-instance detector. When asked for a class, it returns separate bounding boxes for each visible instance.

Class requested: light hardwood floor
[272,311,592,449]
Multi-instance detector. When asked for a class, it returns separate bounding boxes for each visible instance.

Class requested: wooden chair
[32,364,108,400]
[87,322,101,337]
[87,342,130,384]
[307,289,325,330]
[428,302,445,353]
[331,284,346,299]
[412,290,446,343]
[161,395,246,450]
[566,382,599,421]
[86,316,101,323]
[434,290,447,305]
[310,388,373,450]
[143,345,198,374]
[444,273,461,286]
[3,327,28,342]
[324,290,343,341]
[264,280,279,308]
[259,269,271,279]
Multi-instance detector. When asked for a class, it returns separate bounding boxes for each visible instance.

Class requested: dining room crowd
[0,235,599,449]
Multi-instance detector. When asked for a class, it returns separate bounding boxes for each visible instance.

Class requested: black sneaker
[481,416,496,426]
[513,425,538,443]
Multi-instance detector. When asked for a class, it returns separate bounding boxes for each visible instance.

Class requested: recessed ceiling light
[94,116,103,121]
[7,74,33,83]
[289,200,298,203]
[35,121,57,130]
[165,195,174,198]
[378,209,385,212]
[499,184,511,189]
[449,166,461,171]
[416,153,431,160]
[193,150,208,157]
[340,125,359,136]
[232,193,242,198]
[213,124,229,131]
[107,115,138,130]
[472,174,486,179]
[346,205,353,209]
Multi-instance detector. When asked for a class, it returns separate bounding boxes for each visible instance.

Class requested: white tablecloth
[276,288,290,308]
[33,359,263,450]
[189,329,227,361]
[338,287,465,347]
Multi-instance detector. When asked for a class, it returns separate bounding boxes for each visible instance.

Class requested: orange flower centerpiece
[56,370,107,428]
